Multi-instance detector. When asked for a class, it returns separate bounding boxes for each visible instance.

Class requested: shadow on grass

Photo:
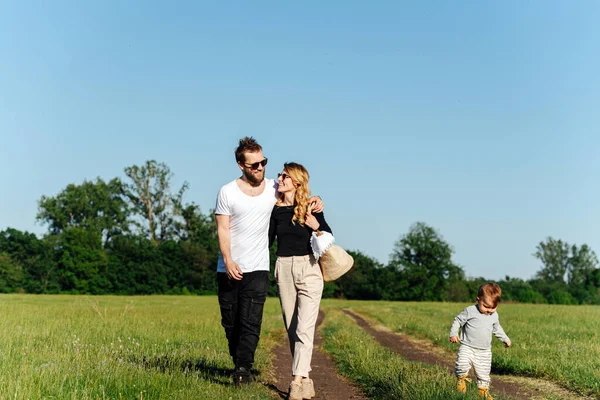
[128,355,264,385]
[264,383,288,399]
[490,364,533,378]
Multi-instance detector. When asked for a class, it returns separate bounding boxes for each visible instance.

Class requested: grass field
[332,300,600,397]
[318,304,497,400]
[1,295,597,399]
[0,295,283,399]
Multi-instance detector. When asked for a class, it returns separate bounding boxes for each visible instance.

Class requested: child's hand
[449,336,460,343]
[504,341,511,348]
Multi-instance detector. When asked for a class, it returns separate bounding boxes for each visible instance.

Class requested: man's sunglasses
[242,158,268,170]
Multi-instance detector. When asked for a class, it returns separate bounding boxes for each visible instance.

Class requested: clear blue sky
[1,1,599,280]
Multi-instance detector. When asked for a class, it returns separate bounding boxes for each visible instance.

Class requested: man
[215,137,323,386]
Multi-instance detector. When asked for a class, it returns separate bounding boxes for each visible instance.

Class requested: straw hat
[319,244,354,282]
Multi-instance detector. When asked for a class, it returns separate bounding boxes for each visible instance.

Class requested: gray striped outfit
[449,305,510,388]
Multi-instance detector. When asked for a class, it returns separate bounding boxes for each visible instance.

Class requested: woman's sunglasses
[242,158,268,170]
[277,173,291,181]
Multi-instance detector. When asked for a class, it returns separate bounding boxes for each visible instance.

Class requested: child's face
[476,296,497,315]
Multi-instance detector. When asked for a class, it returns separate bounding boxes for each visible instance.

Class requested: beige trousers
[275,255,324,377]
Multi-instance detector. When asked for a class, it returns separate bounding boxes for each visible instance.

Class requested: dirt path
[269,310,367,400]
[343,309,591,400]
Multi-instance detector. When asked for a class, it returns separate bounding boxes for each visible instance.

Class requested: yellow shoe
[457,375,471,393]
[478,388,494,400]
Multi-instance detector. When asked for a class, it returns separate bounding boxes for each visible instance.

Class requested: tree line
[1,161,598,304]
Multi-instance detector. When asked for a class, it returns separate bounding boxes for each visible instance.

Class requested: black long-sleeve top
[268,205,332,257]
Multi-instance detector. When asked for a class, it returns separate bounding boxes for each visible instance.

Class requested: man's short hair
[478,283,502,307]
[235,137,263,163]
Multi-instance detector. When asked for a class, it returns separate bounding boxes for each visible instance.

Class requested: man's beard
[243,169,265,186]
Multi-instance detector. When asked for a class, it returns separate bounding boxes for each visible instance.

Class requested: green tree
[568,244,598,286]
[529,278,572,304]
[0,252,23,292]
[443,278,470,302]
[124,160,188,244]
[497,276,546,304]
[534,237,570,283]
[37,178,129,243]
[178,204,219,257]
[465,277,489,301]
[546,289,577,305]
[176,204,219,294]
[54,228,108,294]
[105,235,168,294]
[179,241,218,293]
[389,222,464,301]
[0,228,58,293]
[334,250,384,300]
[377,265,408,301]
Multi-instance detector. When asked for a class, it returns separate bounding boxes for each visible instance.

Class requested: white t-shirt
[215,178,277,273]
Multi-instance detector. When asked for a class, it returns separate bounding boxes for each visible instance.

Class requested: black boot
[232,366,254,387]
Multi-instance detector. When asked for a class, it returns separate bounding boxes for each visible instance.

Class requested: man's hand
[225,261,243,281]
[310,196,324,213]
[449,336,460,343]
[504,341,511,348]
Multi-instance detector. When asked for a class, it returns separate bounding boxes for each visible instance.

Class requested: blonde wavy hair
[277,162,312,225]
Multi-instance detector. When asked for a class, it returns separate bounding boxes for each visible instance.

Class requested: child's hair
[478,283,502,307]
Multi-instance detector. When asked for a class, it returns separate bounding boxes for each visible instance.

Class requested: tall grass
[318,305,504,400]
[328,300,600,396]
[0,294,283,399]
[5,295,594,399]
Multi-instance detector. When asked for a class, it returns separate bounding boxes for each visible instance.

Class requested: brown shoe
[288,381,303,400]
[478,387,494,400]
[302,378,315,399]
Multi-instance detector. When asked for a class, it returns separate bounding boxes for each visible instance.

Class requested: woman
[269,162,332,400]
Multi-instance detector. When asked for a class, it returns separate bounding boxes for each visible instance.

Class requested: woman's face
[277,170,295,194]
